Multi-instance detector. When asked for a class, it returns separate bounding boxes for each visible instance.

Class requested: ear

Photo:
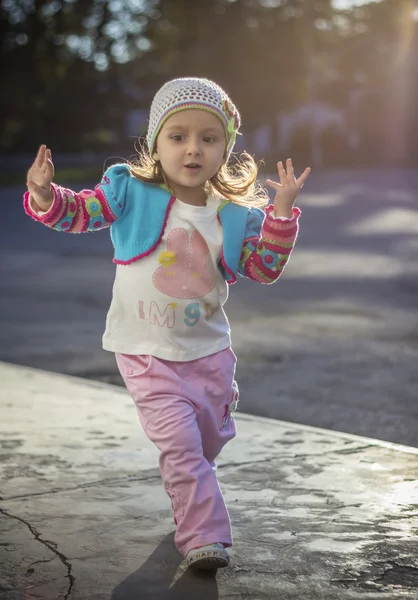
[152,142,159,161]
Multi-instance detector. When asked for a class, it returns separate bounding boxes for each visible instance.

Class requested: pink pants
[115,347,239,557]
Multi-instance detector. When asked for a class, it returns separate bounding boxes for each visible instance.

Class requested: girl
[24,77,310,571]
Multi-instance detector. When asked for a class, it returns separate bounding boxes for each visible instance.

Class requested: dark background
[1,0,417,170]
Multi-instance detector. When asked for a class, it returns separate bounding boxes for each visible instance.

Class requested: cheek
[158,150,174,166]
[217,152,226,169]
[212,146,226,164]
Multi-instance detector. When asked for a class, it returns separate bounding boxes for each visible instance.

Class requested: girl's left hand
[266,159,310,218]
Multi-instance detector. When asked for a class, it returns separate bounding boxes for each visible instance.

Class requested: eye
[203,136,216,143]
[171,134,184,142]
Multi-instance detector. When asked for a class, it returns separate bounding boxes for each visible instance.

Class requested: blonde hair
[128,143,269,208]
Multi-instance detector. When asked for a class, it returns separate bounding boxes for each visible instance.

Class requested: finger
[47,149,55,175]
[42,148,51,171]
[277,161,288,186]
[296,167,311,188]
[286,158,295,179]
[45,159,54,179]
[265,179,282,192]
[34,147,47,174]
[41,146,52,171]
[35,145,46,168]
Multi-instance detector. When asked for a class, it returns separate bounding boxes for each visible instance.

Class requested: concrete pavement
[1,361,418,599]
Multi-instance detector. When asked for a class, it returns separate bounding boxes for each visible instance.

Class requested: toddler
[25,77,310,570]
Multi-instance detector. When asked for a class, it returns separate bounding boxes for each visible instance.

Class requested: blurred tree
[328,0,417,165]
[0,0,417,167]
[0,0,158,152]
[141,0,335,121]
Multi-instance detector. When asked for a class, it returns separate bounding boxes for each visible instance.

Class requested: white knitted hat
[147,77,241,158]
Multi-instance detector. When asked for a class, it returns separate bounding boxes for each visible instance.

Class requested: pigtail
[209,152,269,208]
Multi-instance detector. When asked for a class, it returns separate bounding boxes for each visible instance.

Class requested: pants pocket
[116,353,154,378]
[220,380,239,431]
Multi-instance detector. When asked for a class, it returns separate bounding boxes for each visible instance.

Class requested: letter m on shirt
[149,301,176,328]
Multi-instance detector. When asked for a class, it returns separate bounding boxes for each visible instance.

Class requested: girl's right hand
[26,145,55,211]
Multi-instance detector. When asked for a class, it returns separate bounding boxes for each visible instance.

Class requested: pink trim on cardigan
[94,186,118,225]
[221,249,237,285]
[112,195,176,265]
[216,213,236,285]
[242,235,259,247]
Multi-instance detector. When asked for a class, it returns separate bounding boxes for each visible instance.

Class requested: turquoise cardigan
[24,163,298,285]
[81,164,264,283]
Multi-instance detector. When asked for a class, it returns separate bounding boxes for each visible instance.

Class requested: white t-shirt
[102,195,231,360]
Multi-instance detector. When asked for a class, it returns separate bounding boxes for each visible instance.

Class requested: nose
[186,136,202,155]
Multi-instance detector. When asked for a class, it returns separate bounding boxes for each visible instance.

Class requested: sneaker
[185,543,229,570]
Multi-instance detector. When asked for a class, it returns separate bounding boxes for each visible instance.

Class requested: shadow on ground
[111,533,219,600]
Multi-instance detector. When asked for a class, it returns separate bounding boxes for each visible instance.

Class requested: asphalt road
[1,169,417,446]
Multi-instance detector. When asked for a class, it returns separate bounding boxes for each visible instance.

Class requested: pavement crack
[0,507,74,599]
[333,444,374,455]
[2,473,161,501]
[218,458,274,470]
[221,445,375,463]
[294,444,374,458]
[27,557,56,569]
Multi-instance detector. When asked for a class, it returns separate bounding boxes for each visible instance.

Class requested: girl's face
[153,109,226,204]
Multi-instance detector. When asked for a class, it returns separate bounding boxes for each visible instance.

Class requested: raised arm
[239,206,300,284]
[24,145,128,233]
[239,159,309,284]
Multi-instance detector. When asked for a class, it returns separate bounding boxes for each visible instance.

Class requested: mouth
[184,163,202,170]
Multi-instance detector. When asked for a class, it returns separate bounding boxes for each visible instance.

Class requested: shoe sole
[187,555,229,570]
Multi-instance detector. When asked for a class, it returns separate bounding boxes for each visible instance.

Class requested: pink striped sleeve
[240,204,301,284]
[23,183,118,233]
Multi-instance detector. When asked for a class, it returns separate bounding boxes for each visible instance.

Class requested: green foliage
[1,0,417,166]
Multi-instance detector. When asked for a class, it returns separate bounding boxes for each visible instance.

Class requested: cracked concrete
[0,506,74,599]
[1,361,418,599]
